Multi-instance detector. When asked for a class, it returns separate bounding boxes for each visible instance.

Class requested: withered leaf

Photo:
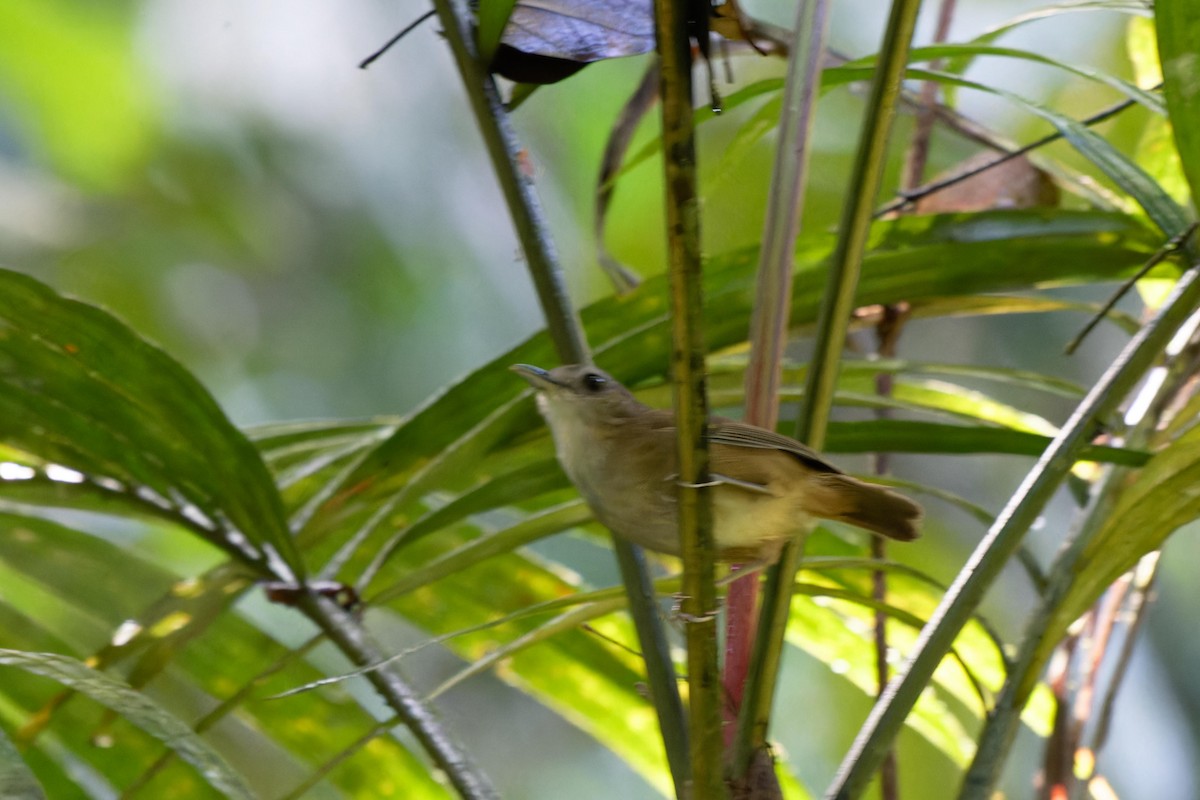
[914,153,1060,214]
[493,0,654,83]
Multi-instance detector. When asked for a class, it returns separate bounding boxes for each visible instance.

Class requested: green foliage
[0,270,302,579]
[1156,0,1200,202]
[1039,422,1200,679]
[0,3,153,188]
[0,1,1198,799]
[0,723,45,800]
[476,0,520,63]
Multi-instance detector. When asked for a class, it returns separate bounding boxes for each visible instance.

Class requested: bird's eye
[582,373,607,392]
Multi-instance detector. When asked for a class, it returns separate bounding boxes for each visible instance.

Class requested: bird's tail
[812,474,922,541]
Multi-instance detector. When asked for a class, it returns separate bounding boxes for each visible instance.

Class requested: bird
[511,363,922,564]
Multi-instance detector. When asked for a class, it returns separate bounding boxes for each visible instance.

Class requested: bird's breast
[541,407,817,560]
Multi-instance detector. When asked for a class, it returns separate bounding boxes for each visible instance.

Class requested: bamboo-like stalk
[864,6,952,796]
[653,0,723,794]
[828,261,1200,800]
[422,0,691,791]
[733,0,922,772]
[725,0,829,782]
[957,275,1200,800]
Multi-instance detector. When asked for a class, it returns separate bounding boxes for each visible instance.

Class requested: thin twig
[359,11,437,69]
[870,302,910,800]
[901,0,957,193]
[1088,554,1159,759]
[1065,221,1197,354]
[875,88,1157,219]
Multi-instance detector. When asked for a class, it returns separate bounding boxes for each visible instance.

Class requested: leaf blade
[0,649,256,799]
[1156,0,1200,203]
[0,269,301,579]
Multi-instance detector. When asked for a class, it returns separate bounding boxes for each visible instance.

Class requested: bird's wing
[708,420,842,474]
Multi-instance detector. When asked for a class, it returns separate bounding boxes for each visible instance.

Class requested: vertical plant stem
[901,0,956,190]
[428,0,589,365]
[726,0,829,777]
[1087,554,1159,759]
[427,0,689,789]
[612,542,692,797]
[870,303,909,800]
[744,0,831,432]
[868,536,898,797]
[830,263,1200,800]
[860,2,951,792]
[733,0,922,774]
[654,0,723,795]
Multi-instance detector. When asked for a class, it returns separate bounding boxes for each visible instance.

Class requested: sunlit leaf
[1127,17,1192,210]
[1045,424,1200,650]
[0,724,46,800]
[940,0,1153,94]
[904,295,1140,334]
[0,269,302,580]
[381,550,671,795]
[363,479,580,593]
[822,420,1147,465]
[0,513,179,623]
[693,365,1064,434]
[837,359,1086,399]
[1156,0,1200,203]
[897,44,1163,113]
[0,649,255,799]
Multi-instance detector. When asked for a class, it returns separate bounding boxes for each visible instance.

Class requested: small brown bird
[512,363,921,564]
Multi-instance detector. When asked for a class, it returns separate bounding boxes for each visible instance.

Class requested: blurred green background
[1,0,1196,797]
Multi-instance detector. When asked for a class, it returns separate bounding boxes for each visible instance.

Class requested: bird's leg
[669,594,721,624]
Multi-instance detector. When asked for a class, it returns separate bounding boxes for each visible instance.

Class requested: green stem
[828,262,1200,800]
[727,0,829,780]
[744,0,830,424]
[428,0,690,789]
[654,0,723,796]
[734,0,922,772]
[612,542,691,797]
[428,0,588,365]
[957,264,1200,799]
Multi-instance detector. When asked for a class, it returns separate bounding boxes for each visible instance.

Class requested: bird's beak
[510,363,562,391]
